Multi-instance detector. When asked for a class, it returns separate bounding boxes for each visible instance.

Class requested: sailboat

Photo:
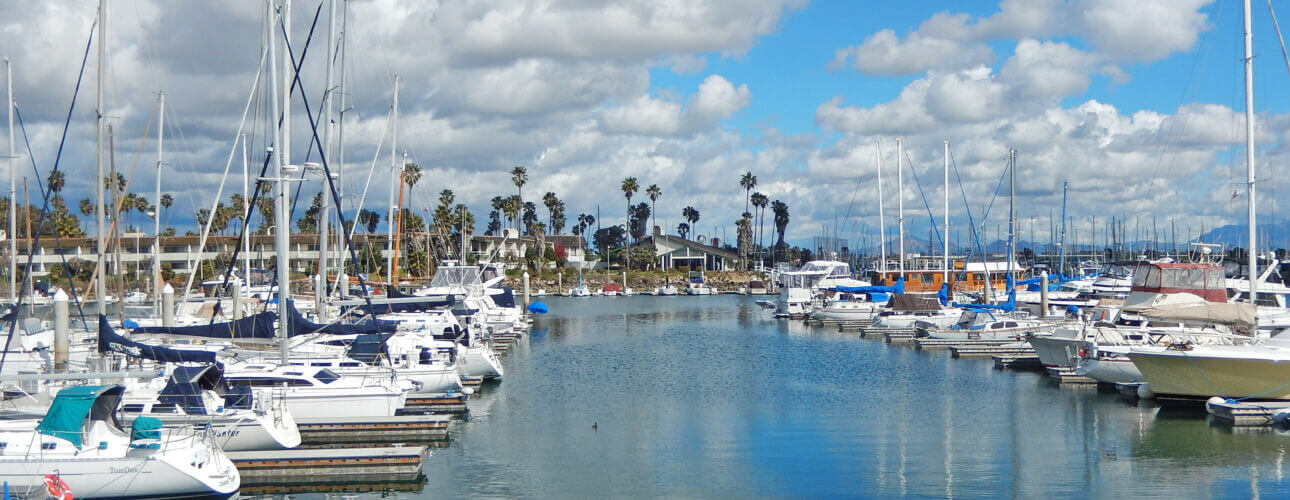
[0,385,240,498]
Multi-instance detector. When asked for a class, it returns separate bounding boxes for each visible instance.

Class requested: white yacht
[685,270,715,295]
[0,385,240,498]
[222,363,410,418]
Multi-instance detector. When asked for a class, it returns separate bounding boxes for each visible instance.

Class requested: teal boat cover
[37,385,124,449]
[131,416,163,442]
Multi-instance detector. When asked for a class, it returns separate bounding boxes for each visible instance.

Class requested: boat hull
[1128,349,1290,399]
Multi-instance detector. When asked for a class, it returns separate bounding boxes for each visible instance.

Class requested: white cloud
[829,30,993,76]
[601,75,750,137]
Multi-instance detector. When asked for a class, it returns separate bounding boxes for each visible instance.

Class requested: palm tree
[78,198,92,233]
[739,171,757,216]
[47,170,66,195]
[510,166,528,232]
[751,192,768,266]
[772,200,789,262]
[682,206,700,239]
[645,184,661,238]
[620,177,638,270]
[542,191,559,235]
[677,222,690,240]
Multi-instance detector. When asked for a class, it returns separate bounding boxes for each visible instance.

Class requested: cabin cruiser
[685,270,715,295]
[0,385,240,498]
[380,310,504,380]
[1089,262,1135,297]
[920,310,1046,341]
[867,292,962,330]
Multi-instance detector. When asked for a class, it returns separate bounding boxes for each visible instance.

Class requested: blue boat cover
[374,286,456,313]
[937,283,950,306]
[131,311,279,339]
[346,333,395,364]
[98,315,217,364]
[527,301,548,314]
[158,364,225,415]
[37,385,123,448]
[492,287,516,308]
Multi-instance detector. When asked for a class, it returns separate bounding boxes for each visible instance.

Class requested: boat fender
[1273,409,1290,426]
[44,474,72,500]
[1136,383,1155,400]
[1205,396,1226,415]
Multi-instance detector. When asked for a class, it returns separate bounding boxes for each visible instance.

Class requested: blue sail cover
[375,286,456,313]
[286,302,397,335]
[98,315,217,364]
[131,311,279,339]
[937,283,950,306]
[835,278,905,294]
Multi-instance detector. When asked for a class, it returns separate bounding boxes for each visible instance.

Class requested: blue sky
[5,0,1290,252]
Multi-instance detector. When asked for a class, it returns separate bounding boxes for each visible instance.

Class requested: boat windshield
[430,266,484,288]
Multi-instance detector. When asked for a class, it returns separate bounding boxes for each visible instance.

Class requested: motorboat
[685,270,715,295]
[0,385,240,498]
[223,363,410,419]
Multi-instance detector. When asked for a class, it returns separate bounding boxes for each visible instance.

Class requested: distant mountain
[1195,223,1290,249]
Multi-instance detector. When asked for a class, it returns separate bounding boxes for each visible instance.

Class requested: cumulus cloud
[601,75,751,137]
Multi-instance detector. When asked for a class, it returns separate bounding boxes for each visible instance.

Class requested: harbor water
[411,295,1284,497]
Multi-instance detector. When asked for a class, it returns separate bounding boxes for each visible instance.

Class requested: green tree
[682,206,700,239]
[510,165,528,232]
[620,176,638,270]
[645,184,661,239]
[772,200,789,262]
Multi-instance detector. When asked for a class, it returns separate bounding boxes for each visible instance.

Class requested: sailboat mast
[1059,181,1067,275]
[386,76,398,285]
[1007,148,1015,281]
[1244,0,1259,304]
[875,140,886,275]
[896,137,904,280]
[269,0,293,361]
[943,140,949,286]
[335,0,349,290]
[6,58,14,302]
[317,0,337,318]
[154,93,163,308]
[95,0,107,311]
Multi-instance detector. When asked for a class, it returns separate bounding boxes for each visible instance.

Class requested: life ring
[45,474,73,500]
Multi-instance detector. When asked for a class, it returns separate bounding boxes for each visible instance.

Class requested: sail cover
[131,311,278,339]
[286,302,397,335]
[98,315,217,364]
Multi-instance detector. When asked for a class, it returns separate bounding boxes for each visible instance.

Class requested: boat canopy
[953,289,1017,312]
[98,315,217,363]
[132,310,279,339]
[346,333,395,364]
[37,385,124,449]
[428,265,484,288]
[1129,262,1226,303]
[889,293,941,312]
[158,365,225,415]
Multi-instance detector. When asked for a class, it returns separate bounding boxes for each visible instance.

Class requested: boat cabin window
[151,403,177,413]
[1004,322,1018,328]
[229,377,313,387]
[311,362,331,367]
[284,371,303,376]
[340,362,361,367]
[314,369,340,384]
[990,322,1006,329]
[122,404,146,413]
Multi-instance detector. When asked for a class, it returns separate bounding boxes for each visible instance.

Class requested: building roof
[647,234,738,260]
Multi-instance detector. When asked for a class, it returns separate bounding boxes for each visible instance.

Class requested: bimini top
[37,385,124,449]
[1129,262,1226,303]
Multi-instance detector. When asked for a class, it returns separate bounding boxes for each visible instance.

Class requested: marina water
[405,295,1290,497]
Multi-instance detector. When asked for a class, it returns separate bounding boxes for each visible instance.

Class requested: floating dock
[860,327,916,338]
[229,446,428,485]
[296,415,451,444]
[950,345,1034,358]
[1206,400,1290,426]
[1044,366,1098,384]
[401,392,470,414]
[915,338,1019,351]
[884,331,917,344]
[993,354,1043,370]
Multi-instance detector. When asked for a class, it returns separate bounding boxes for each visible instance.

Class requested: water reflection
[400,295,1290,497]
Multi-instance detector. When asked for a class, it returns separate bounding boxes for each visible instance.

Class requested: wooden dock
[884,331,917,344]
[1207,400,1290,426]
[229,446,427,485]
[296,415,451,444]
[950,345,1034,358]
[915,339,1019,351]
[401,392,470,414]
[1045,367,1097,384]
[859,327,917,338]
[993,355,1043,370]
